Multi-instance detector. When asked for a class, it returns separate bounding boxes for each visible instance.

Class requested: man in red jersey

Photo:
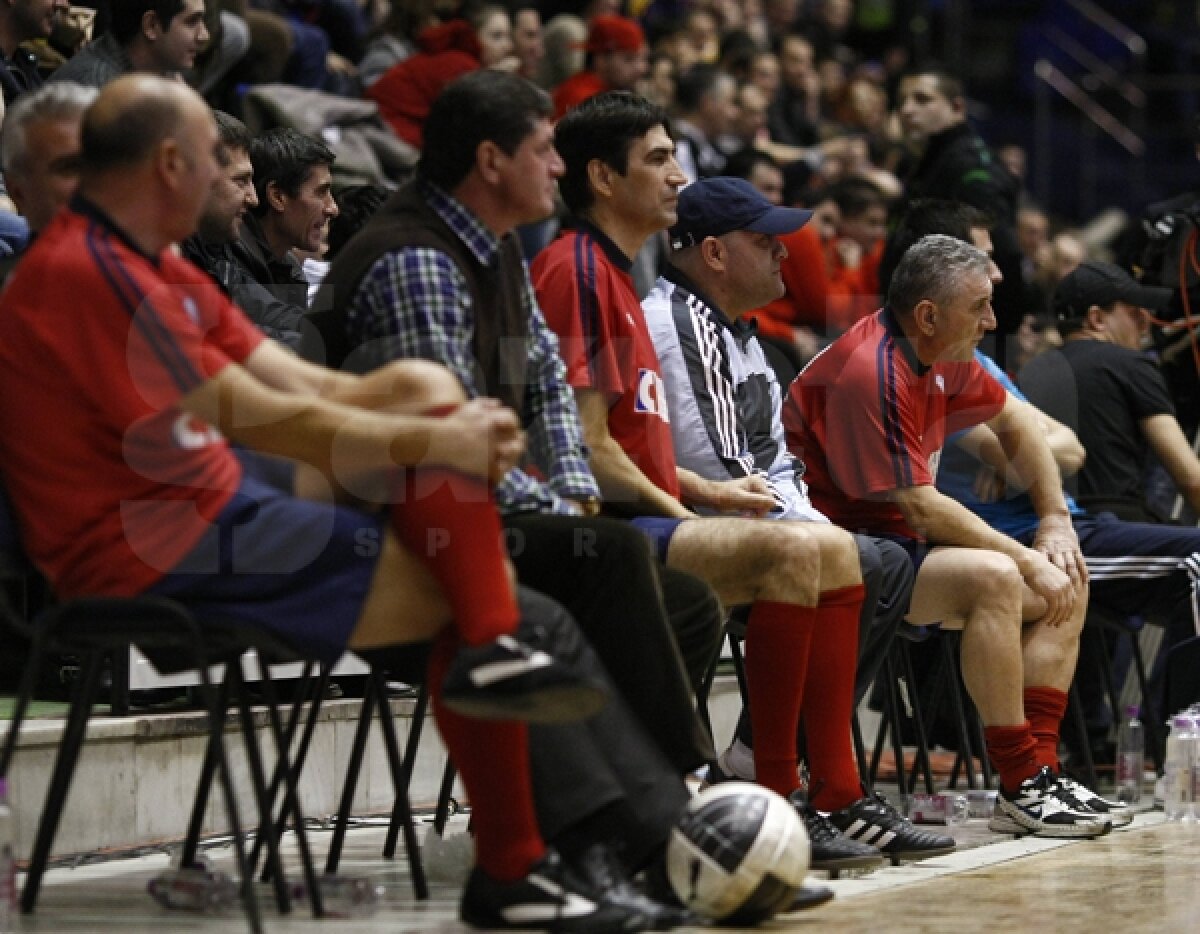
[0,74,644,933]
[533,91,952,872]
[785,233,1108,838]
[552,15,647,118]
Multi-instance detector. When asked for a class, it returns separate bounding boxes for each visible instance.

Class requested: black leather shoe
[790,792,884,873]
[460,849,650,932]
[569,843,696,931]
[442,634,608,723]
[783,883,835,912]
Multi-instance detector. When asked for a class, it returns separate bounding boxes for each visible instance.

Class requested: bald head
[81,74,209,175]
[77,75,220,252]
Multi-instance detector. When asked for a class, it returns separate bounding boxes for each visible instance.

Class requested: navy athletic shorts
[147,474,386,662]
[630,516,685,564]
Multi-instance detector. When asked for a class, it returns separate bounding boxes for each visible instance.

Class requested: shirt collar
[419,178,500,267]
[568,216,633,273]
[69,194,160,265]
[880,305,929,376]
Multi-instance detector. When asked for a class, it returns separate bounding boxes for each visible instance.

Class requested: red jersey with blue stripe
[783,307,1006,539]
[0,199,264,597]
[532,221,681,502]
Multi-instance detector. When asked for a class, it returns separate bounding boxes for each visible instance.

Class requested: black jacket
[182,233,306,349]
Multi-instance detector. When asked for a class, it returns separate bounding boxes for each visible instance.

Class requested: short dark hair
[212,110,252,154]
[249,127,334,212]
[880,198,991,293]
[903,66,964,104]
[111,1,185,46]
[418,70,551,192]
[555,91,671,215]
[829,177,887,219]
[723,146,779,183]
[675,63,728,113]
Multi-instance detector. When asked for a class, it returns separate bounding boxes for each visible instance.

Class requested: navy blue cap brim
[743,205,814,236]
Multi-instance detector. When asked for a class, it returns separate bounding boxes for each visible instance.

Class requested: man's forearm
[893,484,1038,571]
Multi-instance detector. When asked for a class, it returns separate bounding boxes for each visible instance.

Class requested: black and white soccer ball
[666,781,810,925]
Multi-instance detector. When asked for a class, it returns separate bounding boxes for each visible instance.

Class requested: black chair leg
[180,678,228,869]
[256,665,323,918]
[0,628,43,778]
[852,710,870,794]
[20,650,104,914]
[325,674,378,874]
[383,681,431,861]
[898,643,936,795]
[229,665,293,916]
[433,757,458,836]
[1129,636,1164,771]
[194,659,262,934]
[109,647,130,716]
[250,665,328,881]
[370,671,428,899]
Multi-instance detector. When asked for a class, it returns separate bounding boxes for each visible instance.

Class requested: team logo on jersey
[172,413,224,450]
[182,296,201,325]
[634,368,670,422]
[935,374,945,392]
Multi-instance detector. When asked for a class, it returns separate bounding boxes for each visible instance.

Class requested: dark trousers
[1022,513,1200,732]
[504,513,721,771]
[519,589,690,863]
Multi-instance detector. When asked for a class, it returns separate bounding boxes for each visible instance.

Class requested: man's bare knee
[378,359,467,411]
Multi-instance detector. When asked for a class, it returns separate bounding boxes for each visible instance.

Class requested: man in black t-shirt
[1019,261,1187,522]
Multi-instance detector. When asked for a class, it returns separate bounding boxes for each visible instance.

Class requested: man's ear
[142,10,163,42]
[1084,304,1107,332]
[586,157,615,200]
[914,298,937,336]
[476,139,503,185]
[157,137,184,187]
[700,236,725,272]
[264,179,288,213]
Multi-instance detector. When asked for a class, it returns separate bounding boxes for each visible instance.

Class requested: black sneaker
[790,792,883,874]
[442,634,608,723]
[568,843,695,931]
[1052,775,1134,828]
[460,850,650,932]
[827,792,957,864]
[988,766,1112,838]
[783,883,835,913]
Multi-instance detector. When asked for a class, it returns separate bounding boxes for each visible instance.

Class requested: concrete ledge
[4,696,450,862]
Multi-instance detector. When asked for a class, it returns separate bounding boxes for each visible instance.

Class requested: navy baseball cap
[669,176,813,250]
[1053,260,1172,323]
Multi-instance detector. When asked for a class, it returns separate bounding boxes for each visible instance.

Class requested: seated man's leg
[908,547,1106,836]
[667,519,861,803]
[504,513,718,772]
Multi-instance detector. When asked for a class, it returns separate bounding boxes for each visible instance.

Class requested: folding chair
[0,489,322,932]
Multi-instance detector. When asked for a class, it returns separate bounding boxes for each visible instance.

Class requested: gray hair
[1,82,98,176]
[888,233,990,316]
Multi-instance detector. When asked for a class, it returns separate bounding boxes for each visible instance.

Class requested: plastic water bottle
[147,866,239,913]
[0,778,15,932]
[1163,715,1196,822]
[1115,705,1145,805]
[293,874,383,918]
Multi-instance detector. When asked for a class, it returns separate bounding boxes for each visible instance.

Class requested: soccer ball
[666,782,810,925]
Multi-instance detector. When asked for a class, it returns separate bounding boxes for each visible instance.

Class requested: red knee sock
[985,721,1041,793]
[744,599,817,797]
[805,584,866,812]
[390,467,518,645]
[1024,686,1068,772]
[427,629,545,881]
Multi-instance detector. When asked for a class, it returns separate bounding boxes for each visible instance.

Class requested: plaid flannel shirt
[344,180,599,515]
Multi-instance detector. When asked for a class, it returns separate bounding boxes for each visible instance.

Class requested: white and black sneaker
[989,766,1112,838]
[828,792,956,864]
[1052,775,1134,828]
[442,634,608,723]
[460,850,650,932]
